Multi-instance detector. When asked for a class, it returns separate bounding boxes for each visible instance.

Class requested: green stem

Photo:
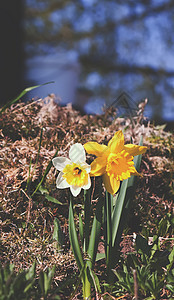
[82,269,91,300]
[87,177,103,265]
[105,191,111,266]
[84,189,91,252]
[105,192,115,282]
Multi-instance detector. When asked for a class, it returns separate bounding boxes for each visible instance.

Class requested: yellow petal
[123,144,147,156]
[108,131,124,153]
[90,157,106,176]
[84,142,108,157]
[130,167,142,177]
[103,173,120,195]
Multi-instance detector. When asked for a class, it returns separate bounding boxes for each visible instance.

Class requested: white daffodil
[52,143,91,197]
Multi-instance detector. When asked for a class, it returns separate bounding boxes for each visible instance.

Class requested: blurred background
[0,0,174,126]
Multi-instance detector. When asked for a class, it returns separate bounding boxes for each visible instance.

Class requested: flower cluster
[52,130,147,196]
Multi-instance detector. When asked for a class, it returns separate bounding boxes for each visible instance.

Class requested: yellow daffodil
[84,130,147,195]
[52,143,91,197]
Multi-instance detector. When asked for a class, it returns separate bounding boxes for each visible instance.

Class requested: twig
[102,292,127,299]
[133,269,138,300]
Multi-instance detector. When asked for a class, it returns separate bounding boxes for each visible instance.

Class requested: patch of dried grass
[0,96,173,289]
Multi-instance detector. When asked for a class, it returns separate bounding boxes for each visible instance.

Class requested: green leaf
[25,261,36,281]
[112,268,124,282]
[79,213,84,246]
[24,262,36,293]
[127,253,139,269]
[11,272,26,295]
[84,189,91,252]
[69,197,84,271]
[3,263,14,282]
[39,266,55,298]
[31,149,58,197]
[87,193,103,265]
[151,250,170,272]
[38,184,65,205]
[133,135,144,171]
[45,194,64,205]
[53,217,64,248]
[39,271,45,297]
[169,248,174,264]
[112,193,119,208]
[96,252,105,261]
[135,234,151,256]
[111,178,129,247]
[88,267,101,294]
[0,82,54,114]
[105,191,112,262]
[158,217,171,236]
[46,266,56,295]
[38,185,49,195]
[167,248,174,271]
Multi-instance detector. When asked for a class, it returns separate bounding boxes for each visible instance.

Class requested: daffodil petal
[108,131,124,153]
[52,157,71,171]
[84,142,108,157]
[80,162,91,173]
[82,175,91,190]
[56,172,70,188]
[130,167,141,177]
[90,157,107,176]
[123,144,147,156]
[70,186,81,197]
[103,173,120,195]
[69,143,86,163]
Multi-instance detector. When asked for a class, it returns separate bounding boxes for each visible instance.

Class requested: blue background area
[1,0,174,124]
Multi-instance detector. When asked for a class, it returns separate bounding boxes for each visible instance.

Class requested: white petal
[52,157,71,171]
[69,143,86,163]
[80,162,91,173]
[70,185,81,197]
[56,172,70,188]
[82,175,91,190]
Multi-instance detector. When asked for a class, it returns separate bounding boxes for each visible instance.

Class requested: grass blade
[69,196,84,271]
[0,82,54,114]
[31,149,58,197]
[44,194,65,205]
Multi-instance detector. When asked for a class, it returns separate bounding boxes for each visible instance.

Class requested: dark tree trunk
[0,0,24,105]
